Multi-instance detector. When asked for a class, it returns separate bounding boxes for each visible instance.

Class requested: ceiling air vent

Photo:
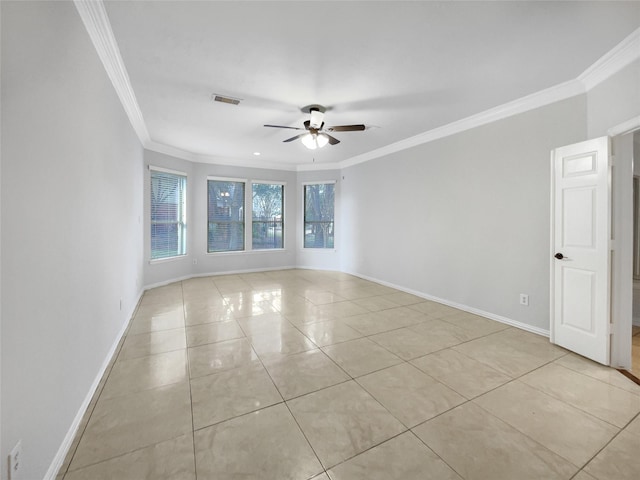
[211,93,241,105]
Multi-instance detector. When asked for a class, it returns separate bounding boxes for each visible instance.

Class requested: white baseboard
[44,288,144,480]
[145,266,549,337]
[143,265,298,291]
[345,270,550,337]
[295,265,341,272]
[143,273,195,290]
[45,267,552,479]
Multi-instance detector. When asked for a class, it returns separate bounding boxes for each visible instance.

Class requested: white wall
[142,155,345,287]
[340,96,587,332]
[587,58,640,138]
[143,151,298,287]
[0,2,144,479]
[0,3,636,478]
[634,131,640,176]
[0,3,3,475]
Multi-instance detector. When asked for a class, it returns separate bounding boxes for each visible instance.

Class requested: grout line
[469,393,590,469]
[407,429,466,479]
[321,429,411,475]
[62,286,188,473]
[567,409,640,478]
[72,270,637,479]
[190,398,286,434]
[251,340,329,477]
[533,361,640,410]
[460,355,638,466]
[278,377,354,404]
[181,281,199,480]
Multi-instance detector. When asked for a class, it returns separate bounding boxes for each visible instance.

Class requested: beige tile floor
[57,269,640,480]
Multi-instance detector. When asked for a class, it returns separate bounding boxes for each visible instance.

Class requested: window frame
[251,180,286,251]
[302,181,336,250]
[207,176,247,254]
[149,166,188,262]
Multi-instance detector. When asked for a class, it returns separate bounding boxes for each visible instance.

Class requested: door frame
[609,117,640,369]
[634,176,640,280]
[549,117,639,369]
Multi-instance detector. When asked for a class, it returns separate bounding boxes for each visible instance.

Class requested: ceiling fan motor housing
[309,108,325,129]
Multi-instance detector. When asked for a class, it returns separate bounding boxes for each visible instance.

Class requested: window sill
[206,249,288,257]
[149,255,188,265]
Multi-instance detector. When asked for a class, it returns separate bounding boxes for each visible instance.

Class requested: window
[150,169,187,260]
[208,179,245,252]
[252,183,284,249]
[304,183,335,248]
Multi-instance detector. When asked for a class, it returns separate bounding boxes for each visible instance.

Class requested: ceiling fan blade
[325,124,366,132]
[264,124,304,130]
[283,133,307,143]
[325,133,340,145]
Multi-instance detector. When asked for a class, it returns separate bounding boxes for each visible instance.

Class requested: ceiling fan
[264,105,365,150]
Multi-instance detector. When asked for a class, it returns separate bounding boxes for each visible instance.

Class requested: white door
[551,137,611,365]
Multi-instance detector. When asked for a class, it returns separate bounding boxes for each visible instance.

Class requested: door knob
[554,253,564,260]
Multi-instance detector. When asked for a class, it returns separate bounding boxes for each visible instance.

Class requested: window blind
[150,170,187,259]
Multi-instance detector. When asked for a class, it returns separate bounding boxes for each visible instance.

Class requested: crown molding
[145,141,199,163]
[76,1,638,172]
[340,79,585,169]
[578,27,640,91]
[607,115,640,138]
[338,27,639,169]
[296,161,343,172]
[191,153,298,172]
[145,141,299,171]
[74,0,150,144]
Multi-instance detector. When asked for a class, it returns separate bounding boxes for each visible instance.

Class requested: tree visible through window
[252,183,284,249]
[304,183,334,248]
[208,179,245,252]
[150,170,187,259]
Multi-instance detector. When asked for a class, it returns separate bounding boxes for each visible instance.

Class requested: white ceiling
[103,1,640,169]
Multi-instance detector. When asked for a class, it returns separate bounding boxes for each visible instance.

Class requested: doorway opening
[631,135,640,375]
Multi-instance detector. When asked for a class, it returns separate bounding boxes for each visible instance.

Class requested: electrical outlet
[519,294,529,306]
[9,440,23,480]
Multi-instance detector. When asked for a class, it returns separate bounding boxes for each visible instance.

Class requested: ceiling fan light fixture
[316,133,329,148]
[301,133,318,150]
[266,105,361,148]
[301,132,329,150]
